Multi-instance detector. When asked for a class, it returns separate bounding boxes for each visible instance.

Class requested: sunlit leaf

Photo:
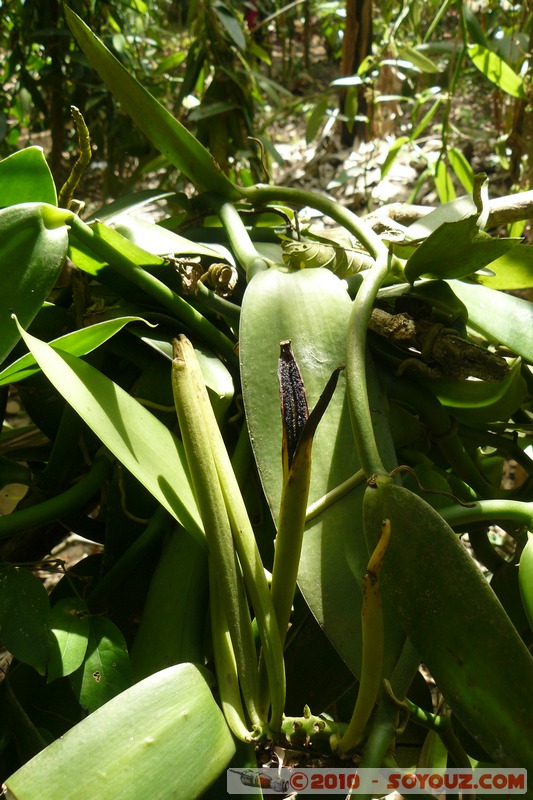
[448,279,533,362]
[406,196,477,239]
[48,597,90,682]
[397,45,441,73]
[4,664,235,800]
[431,159,456,204]
[240,268,403,678]
[0,316,148,386]
[405,217,518,282]
[473,244,533,290]
[448,147,475,193]
[381,135,410,178]
[0,147,57,206]
[112,215,229,259]
[15,321,203,542]
[0,203,71,365]
[468,44,526,99]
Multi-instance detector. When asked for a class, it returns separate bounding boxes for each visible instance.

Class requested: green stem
[195,281,241,327]
[440,499,533,530]
[241,184,390,262]
[203,194,271,277]
[0,455,111,539]
[68,214,236,362]
[305,468,366,522]
[346,251,393,477]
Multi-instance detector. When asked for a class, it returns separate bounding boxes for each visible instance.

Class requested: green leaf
[448,279,533,362]
[112,215,229,259]
[418,360,526,425]
[448,146,475,193]
[86,190,175,223]
[15,322,203,542]
[215,6,247,50]
[0,565,50,674]
[431,159,455,204]
[48,597,90,682]
[0,148,57,206]
[406,196,477,239]
[396,45,441,74]
[468,44,526,99]
[0,316,149,386]
[4,663,235,800]
[404,216,518,282]
[64,7,239,199]
[473,244,533,290]
[69,617,132,712]
[306,97,328,144]
[411,97,443,141]
[0,203,71,365]
[381,136,409,179]
[519,534,533,632]
[365,478,533,770]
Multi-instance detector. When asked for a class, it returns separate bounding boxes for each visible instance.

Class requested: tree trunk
[339,0,373,146]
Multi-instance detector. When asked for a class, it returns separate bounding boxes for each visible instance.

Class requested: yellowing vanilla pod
[337,518,390,755]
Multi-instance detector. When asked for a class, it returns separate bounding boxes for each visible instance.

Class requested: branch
[370,190,533,229]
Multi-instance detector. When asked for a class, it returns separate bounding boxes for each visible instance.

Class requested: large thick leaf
[0,565,50,674]
[240,268,370,676]
[467,44,526,99]
[3,663,235,800]
[448,279,533,362]
[16,322,203,542]
[364,478,533,769]
[405,216,518,282]
[0,148,57,207]
[0,316,147,386]
[64,7,239,199]
[0,203,71,364]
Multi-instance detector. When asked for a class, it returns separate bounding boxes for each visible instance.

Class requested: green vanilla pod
[172,335,285,734]
[363,475,533,769]
[172,336,261,730]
